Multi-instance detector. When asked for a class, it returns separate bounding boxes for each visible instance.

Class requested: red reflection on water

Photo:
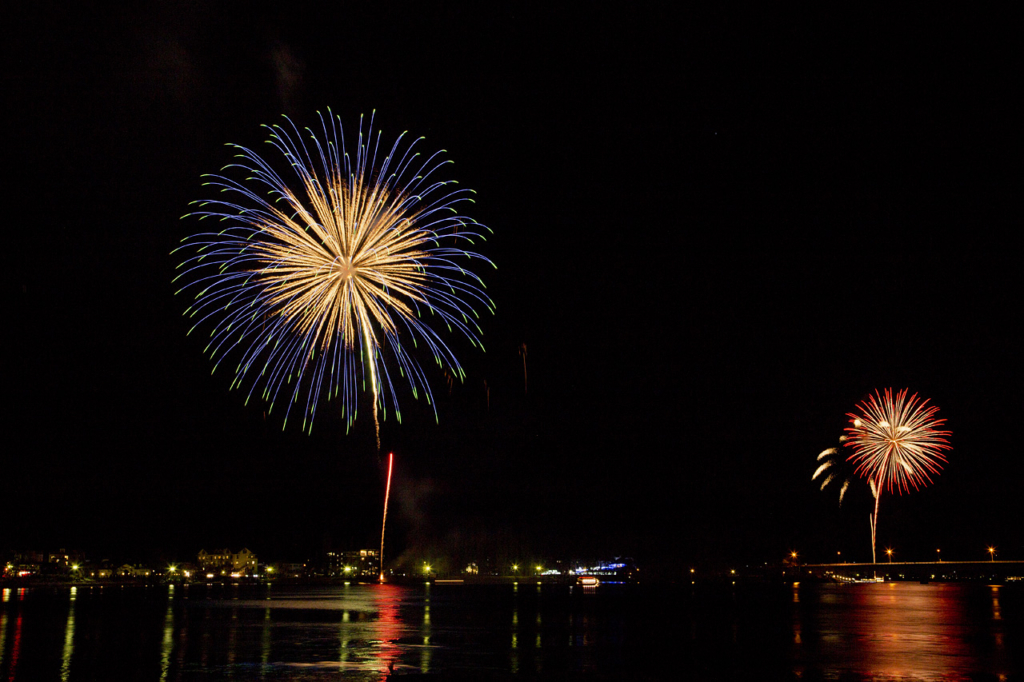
[372,584,404,679]
[7,615,22,682]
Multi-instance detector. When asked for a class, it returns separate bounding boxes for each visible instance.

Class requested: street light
[936,549,941,563]
[988,547,996,562]
[885,548,893,563]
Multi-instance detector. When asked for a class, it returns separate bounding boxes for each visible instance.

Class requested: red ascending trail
[379,452,394,582]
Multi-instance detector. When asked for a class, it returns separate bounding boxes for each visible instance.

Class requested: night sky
[6,5,1022,573]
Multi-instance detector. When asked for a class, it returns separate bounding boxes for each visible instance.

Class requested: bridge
[790,560,1024,581]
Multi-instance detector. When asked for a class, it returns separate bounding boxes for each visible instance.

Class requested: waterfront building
[324,549,379,578]
[197,548,258,576]
[117,564,153,578]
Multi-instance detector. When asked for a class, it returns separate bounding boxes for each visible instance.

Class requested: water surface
[0,581,1018,680]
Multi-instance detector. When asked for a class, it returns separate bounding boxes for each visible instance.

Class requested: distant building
[325,549,379,578]
[117,564,153,578]
[88,565,114,579]
[176,562,200,580]
[276,562,305,578]
[7,548,86,577]
[197,548,257,576]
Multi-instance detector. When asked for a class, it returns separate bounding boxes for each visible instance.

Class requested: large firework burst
[844,388,952,562]
[845,388,951,494]
[174,111,494,439]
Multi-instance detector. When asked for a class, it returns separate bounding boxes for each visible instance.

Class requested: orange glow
[848,583,976,675]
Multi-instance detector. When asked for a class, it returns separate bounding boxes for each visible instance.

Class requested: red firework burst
[845,388,952,495]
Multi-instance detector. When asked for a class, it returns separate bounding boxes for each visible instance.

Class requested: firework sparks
[812,439,852,506]
[844,388,952,562]
[174,111,495,438]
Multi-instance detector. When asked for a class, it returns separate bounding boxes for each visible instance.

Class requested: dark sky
[5,5,1022,572]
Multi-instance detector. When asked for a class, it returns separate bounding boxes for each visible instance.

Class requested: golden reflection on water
[339,608,351,666]
[803,583,1010,679]
[792,582,801,644]
[0,601,6,668]
[159,586,173,682]
[510,585,520,674]
[865,584,967,677]
[338,580,351,667]
[992,586,1005,652]
[420,593,431,673]
[61,587,76,681]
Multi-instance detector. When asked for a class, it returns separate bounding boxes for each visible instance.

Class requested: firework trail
[174,111,495,441]
[519,342,528,394]
[844,388,952,563]
[379,452,393,582]
[812,437,853,506]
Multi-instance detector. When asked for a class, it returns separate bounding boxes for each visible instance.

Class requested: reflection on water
[0,581,1019,680]
[792,582,802,645]
[373,584,403,674]
[6,612,22,680]
[159,585,173,682]
[0,601,5,667]
[420,587,431,673]
[510,583,519,674]
[794,582,1014,679]
[259,607,270,678]
[61,586,76,681]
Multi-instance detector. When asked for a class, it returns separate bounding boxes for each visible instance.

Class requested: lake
[0,580,1019,680]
